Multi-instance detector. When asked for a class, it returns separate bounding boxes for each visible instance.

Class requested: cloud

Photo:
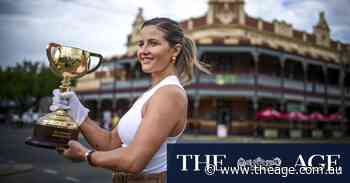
[0,0,133,67]
[0,0,30,16]
[0,0,348,68]
[245,0,350,42]
[245,0,324,31]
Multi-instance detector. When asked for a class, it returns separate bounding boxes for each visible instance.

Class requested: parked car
[0,114,5,124]
[21,112,39,124]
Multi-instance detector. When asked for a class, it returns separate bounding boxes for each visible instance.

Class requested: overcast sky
[0,0,349,68]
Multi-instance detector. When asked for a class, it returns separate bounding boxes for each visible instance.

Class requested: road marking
[0,163,33,176]
[8,160,16,164]
[65,176,80,182]
[43,168,58,175]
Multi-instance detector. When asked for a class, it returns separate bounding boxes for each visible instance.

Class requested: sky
[0,0,349,68]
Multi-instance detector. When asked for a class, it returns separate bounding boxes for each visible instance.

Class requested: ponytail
[176,36,211,86]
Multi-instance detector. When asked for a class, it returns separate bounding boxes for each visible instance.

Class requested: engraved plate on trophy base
[25,124,79,149]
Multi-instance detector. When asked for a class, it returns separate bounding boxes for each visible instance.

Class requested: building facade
[75,0,350,136]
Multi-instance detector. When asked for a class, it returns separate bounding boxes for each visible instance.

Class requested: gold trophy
[25,42,103,149]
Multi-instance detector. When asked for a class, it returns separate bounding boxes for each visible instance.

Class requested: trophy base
[25,136,66,149]
[25,110,79,150]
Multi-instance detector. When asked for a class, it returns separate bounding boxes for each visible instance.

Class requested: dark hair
[141,17,210,85]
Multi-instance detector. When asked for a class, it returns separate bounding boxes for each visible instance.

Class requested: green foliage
[0,60,60,114]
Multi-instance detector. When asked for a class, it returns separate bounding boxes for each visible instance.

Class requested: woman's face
[137,25,176,74]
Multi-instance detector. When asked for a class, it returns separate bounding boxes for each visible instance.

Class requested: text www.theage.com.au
[176,154,343,178]
[205,164,342,177]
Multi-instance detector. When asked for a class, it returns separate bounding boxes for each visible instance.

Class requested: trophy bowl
[25,43,103,149]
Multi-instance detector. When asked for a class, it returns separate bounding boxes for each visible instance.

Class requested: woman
[50,17,209,182]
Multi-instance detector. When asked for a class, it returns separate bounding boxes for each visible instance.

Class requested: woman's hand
[60,140,89,162]
[50,89,90,126]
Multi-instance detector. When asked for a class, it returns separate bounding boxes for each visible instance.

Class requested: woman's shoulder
[158,84,186,98]
[151,84,187,105]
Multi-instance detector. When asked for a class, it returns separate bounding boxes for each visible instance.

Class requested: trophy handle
[46,42,62,76]
[87,52,103,74]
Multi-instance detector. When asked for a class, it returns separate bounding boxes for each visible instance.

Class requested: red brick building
[75,0,350,137]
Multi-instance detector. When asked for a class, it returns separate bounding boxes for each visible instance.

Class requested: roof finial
[137,7,143,17]
[316,11,329,31]
[133,7,144,27]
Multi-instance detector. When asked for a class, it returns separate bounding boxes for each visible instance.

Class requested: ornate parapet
[273,19,293,38]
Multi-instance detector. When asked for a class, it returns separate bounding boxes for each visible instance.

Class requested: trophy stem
[59,75,71,92]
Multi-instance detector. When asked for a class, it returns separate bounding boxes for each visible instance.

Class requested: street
[1,122,349,183]
[0,124,111,183]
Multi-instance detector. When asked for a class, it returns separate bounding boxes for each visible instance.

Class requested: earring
[171,56,176,64]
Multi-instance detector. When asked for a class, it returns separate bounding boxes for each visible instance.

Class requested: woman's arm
[90,86,187,173]
[80,117,122,151]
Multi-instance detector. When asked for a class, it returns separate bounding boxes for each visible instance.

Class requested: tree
[0,60,60,115]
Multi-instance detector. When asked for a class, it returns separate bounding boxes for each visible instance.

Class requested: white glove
[49,89,89,126]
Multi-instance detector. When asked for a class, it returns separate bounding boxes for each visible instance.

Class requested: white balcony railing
[101,79,150,90]
[258,75,281,87]
[99,75,345,97]
[328,86,341,95]
[284,80,304,90]
[198,74,255,85]
[198,74,280,87]
[197,74,342,95]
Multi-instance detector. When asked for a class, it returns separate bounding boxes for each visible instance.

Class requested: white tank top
[117,75,185,174]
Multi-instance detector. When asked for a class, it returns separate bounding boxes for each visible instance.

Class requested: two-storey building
[75,0,350,136]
